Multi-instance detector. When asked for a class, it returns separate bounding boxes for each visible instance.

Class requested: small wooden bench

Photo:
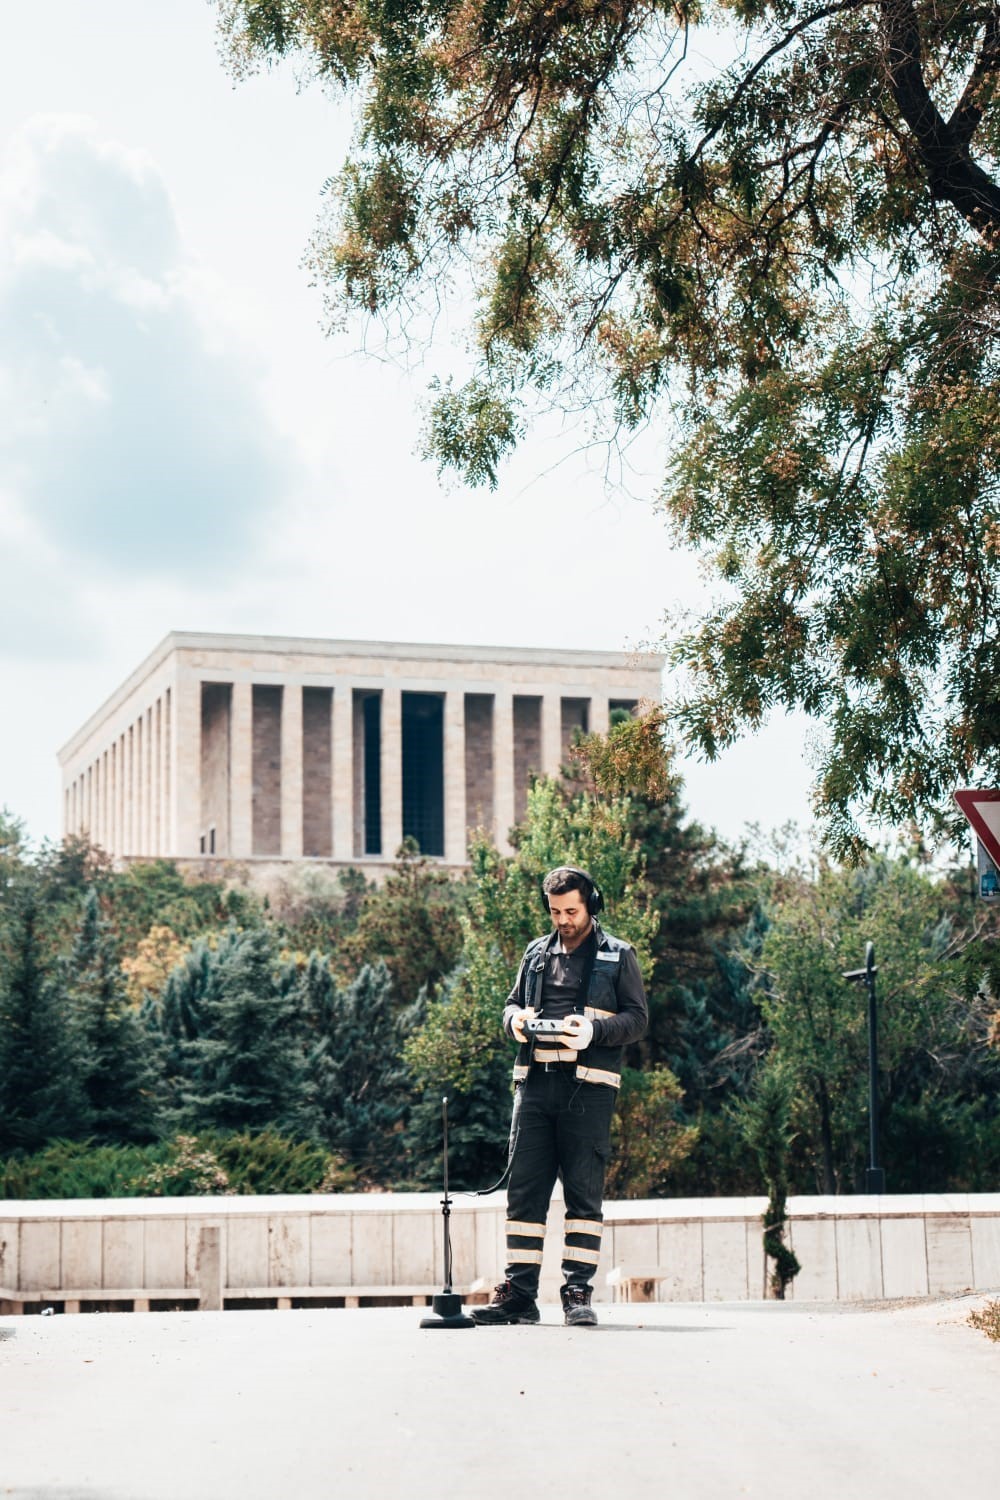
[0,1283,489,1315]
[225,1284,484,1310]
[606,1266,672,1303]
[0,1287,195,1315]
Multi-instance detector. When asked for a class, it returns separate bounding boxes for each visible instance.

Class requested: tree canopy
[217,0,1000,852]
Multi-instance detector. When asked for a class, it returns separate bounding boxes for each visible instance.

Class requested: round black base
[419,1313,477,1329]
[419,1291,476,1329]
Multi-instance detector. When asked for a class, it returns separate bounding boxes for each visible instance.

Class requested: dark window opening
[561,697,590,758]
[513,696,542,824]
[363,693,382,855]
[402,692,444,857]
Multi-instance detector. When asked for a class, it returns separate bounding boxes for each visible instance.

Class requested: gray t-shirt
[537,935,594,1021]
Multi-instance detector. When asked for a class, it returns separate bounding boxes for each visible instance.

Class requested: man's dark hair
[542,866,594,901]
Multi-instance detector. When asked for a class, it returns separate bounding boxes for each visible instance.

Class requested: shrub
[0,1139,162,1199]
[968,1300,1000,1342]
[130,1135,233,1196]
[607,1066,698,1198]
[0,1131,357,1198]
[204,1130,356,1195]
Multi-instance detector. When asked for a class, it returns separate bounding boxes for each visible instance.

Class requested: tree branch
[880,0,1000,239]
[949,8,1000,148]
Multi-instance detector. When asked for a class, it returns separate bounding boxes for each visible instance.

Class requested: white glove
[509,1007,537,1043]
[561,1014,594,1051]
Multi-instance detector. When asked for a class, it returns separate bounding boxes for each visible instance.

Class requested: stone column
[493,689,516,856]
[444,690,467,866]
[170,675,202,857]
[118,734,127,857]
[101,751,110,852]
[146,706,155,856]
[94,755,104,851]
[133,723,142,854]
[381,686,403,861]
[542,693,563,777]
[90,758,98,848]
[152,699,162,856]
[280,683,304,858]
[332,685,353,859]
[160,695,171,858]
[108,743,116,857]
[589,695,610,738]
[133,719,142,855]
[230,680,253,858]
[125,740,133,854]
[141,715,151,856]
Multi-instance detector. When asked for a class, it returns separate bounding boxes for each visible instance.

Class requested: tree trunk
[815,1076,838,1194]
[880,0,1000,242]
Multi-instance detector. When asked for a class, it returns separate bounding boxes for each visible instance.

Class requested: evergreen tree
[734,1061,801,1298]
[311,961,412,1180]
[178,927,306,1135]
[0,891,89,1153]
[0,807,29,908]
[283,949,338,1143]
[155,929,242,1117]
[405,1062,510,1193]
[66,888,159,1143]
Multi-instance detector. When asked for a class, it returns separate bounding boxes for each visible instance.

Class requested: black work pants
[504,1066,616,1299]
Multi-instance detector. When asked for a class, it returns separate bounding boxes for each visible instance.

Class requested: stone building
[59,632,663,870]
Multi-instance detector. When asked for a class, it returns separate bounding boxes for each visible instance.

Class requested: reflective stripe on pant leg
[562,1218,603,1281]
[506,1220,546,1272]
[505,1076,559,1297]
[556,1080,615,1289]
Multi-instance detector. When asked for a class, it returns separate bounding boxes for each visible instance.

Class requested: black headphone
[540,866,604,918]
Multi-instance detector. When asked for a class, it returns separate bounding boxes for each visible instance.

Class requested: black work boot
[470,1280,540,1325]
[562,1284,597,1327]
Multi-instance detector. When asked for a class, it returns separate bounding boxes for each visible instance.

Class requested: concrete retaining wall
[1,1193,998,1310]
[605,1194,1000,1301]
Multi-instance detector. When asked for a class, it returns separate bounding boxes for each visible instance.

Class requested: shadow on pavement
[6,1492,120,1500]
[533,1323,731,1334]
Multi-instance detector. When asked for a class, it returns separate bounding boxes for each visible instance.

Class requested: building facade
[59,632,663,869]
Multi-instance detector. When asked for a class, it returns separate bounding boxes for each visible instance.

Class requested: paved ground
[1,1296,998,1500]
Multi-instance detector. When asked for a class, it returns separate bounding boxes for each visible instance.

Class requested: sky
[0,0,817,853]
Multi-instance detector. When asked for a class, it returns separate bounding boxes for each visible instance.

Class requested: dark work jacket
[505,921,648,1089]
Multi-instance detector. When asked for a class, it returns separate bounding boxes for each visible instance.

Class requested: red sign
[954,789,1000,870]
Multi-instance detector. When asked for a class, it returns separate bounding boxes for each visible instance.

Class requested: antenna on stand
[420,1095,475,1330]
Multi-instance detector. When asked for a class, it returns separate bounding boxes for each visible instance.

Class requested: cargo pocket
[590,1140,611,1203]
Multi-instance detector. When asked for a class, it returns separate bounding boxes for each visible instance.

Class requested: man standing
[472,866,648,1327]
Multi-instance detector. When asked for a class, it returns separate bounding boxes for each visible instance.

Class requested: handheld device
[526,1016,573,1035]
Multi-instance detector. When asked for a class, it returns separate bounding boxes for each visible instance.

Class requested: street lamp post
[842,941,886,1194]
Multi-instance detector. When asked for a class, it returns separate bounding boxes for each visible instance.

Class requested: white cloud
[0,114,295,604]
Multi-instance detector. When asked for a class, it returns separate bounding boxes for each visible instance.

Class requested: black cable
[465,1081,524,1196]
